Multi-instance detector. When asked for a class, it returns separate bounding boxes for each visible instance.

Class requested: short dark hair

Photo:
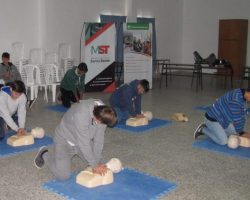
[78,62,88,72]
[2,52,10,59]
[6,80,26,94]
[139,79,149,92]
[93,106,117,127]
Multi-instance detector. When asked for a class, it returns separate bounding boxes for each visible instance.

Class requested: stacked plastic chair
[11,42,29,71]
[39,64,60,102]
[58,43,74,78]
[19,64,40,100]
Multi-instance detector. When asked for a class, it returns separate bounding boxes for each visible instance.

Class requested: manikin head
[31,127,45,138]
[93,106,117,127]
[76,62,88,76]
[137,79,149,95]
[227,135,240,149]
[2,52,10,65]
[106,158,123,173]
[143,111,153,121]
[5,80,26,100]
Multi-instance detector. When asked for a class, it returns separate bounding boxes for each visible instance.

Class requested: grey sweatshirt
[0,90,27,131]
[0,62,21,83]
[55,99,107,167]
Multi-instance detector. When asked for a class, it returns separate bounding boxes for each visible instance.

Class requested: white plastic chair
[19,64,40,100]
[29,48,45,66]
[58,43,74,78]
[39,64,60,102]
[11,42,29,71]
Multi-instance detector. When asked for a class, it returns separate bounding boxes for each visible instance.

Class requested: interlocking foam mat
[0,131,53,158]
[193,138,250,160]
[43,168,177,200]
[114,118,172,133]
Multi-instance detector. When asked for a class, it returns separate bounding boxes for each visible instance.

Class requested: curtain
[100,15,127,62]
[137,17,157,66]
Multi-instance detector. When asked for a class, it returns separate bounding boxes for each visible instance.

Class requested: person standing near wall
[0,52,21,85]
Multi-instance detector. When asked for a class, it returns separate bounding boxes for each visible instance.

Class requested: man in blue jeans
[109,79,149,123]
[194,89,250,145]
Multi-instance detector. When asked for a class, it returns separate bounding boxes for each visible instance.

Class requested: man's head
[244,89,250,102]
[76,62,88,76]
[2,52,10,65]
[6,80,26,100]
[137,79,149,95]
[93,106,117,127]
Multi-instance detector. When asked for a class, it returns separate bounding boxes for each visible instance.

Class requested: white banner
[123,23,153,88]
[84,22,116,92]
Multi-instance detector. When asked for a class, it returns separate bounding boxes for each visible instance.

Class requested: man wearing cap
[109,79,150,123]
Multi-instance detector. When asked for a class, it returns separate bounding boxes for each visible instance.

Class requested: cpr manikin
[126,111,153,127]
[227,134,250,149]
[7,127,45,147]
[76,158,123,188]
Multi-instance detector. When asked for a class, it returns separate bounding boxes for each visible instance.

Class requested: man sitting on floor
[34,99,117,180]
[194,88,250,145]
[109,79,149,123]
[0,52,21,84]
[60,63,88,108]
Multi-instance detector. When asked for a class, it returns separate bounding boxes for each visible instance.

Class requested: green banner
[127,23,149,30]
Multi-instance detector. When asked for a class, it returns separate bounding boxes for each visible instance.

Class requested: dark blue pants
[113,107,130,124]
[0,114,18,140]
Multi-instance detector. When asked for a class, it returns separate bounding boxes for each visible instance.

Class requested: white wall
[42,0,125,63]
[0,0,40,59]
[182,0,250,65]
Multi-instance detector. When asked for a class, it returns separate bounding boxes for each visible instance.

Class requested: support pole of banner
[80,23,85,63]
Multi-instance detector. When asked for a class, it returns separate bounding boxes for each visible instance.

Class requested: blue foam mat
[193,138,250,160]
[193,105,210,111]
[0,131,53,158]
[194,105,250,113]
[114,118,172,133]
[43,168,177,200]
[46,105,68,113]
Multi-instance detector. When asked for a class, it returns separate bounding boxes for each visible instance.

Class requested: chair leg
[52,84,57,103]
[44,86,48,102]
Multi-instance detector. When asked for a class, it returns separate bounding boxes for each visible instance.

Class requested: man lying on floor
[34,99,117,180]
[194,88,250,145]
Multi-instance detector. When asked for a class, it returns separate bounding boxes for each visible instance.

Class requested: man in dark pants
[60,63,88,108]
[109,79,149,123]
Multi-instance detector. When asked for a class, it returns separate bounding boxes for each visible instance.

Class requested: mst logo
[91,45,110,54]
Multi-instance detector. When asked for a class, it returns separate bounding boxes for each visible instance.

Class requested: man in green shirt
[60,63,88,108]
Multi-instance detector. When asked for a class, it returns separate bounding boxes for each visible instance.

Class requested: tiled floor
[1,76,250,200]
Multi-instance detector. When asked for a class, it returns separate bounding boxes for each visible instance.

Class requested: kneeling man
[34,99,117,180]
[194,89,250,145]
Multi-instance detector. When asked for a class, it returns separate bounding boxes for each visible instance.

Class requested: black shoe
[34,146,48,169]
[194,123,205,139]
[0,136,4,141]
[29,98,37,109]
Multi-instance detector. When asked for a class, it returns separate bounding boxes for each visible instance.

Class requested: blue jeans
[0,114,18,139]
[203,118,236,145]
[113,107,130,124]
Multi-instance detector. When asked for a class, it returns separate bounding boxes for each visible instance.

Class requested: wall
[182,0,250,65]
[0,0,40,59]
[43,0,125,63]
[0,0,183,64]
[132,0,183,62]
